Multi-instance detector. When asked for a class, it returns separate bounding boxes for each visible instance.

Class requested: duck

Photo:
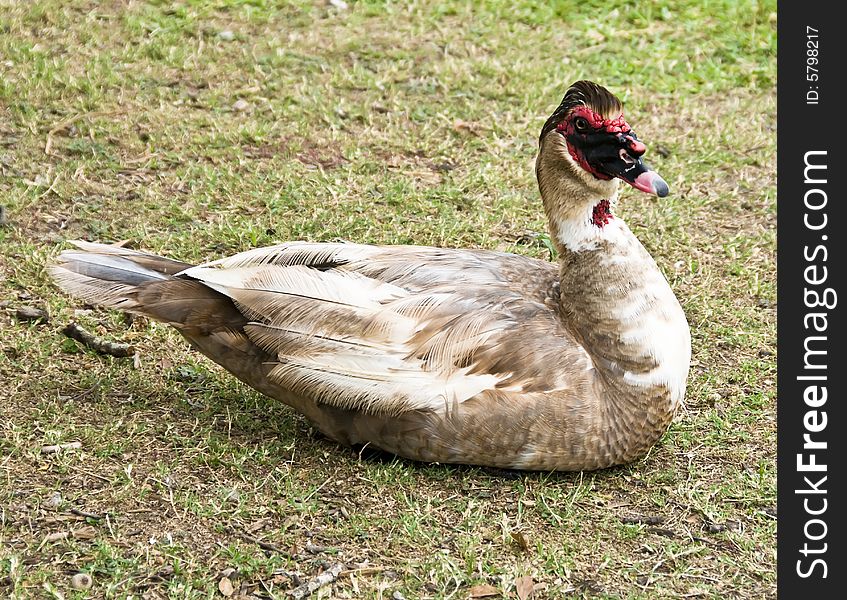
[49,81,691,471]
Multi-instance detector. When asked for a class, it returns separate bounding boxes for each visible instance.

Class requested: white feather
[555,197,631,253]
[616,293,691,409]
[182,264,407,308]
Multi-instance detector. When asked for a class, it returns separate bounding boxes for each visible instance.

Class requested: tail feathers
[50,241,247,334]
[64,241,192,275]
[49,241,193,312]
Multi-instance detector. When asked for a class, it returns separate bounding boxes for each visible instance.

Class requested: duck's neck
[537,134,691,461]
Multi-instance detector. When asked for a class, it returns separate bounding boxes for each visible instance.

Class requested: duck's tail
[48,241,193,312]
[48,241,248,335]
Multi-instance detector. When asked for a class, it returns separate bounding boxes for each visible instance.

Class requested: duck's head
[538,80,668,198]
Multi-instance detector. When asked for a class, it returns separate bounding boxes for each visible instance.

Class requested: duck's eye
[574,117,590,132]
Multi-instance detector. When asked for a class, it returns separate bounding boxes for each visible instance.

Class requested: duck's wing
[179,241,589,416]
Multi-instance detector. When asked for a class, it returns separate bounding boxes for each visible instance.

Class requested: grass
[0,0,775,598]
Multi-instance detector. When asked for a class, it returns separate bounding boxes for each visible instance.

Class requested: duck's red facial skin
[555,106,668,198]
[557,106,632,135]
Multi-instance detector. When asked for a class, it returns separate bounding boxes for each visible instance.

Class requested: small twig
[77,468,111,483]
[304,543,336,555]
[258,578,275,597]
[41,581,65,600]
[122,152,159,165]
[232,528,290,556]
[621,515,665,526]
[69,507,106,520]
[61,322,135,357]
[71,385,100,401]
[301,475,332,503]
[37,172,63,199]
[37,531,69,550]
[639,558,666,592]
[16,306,49,324]
[338,566,386,578]
[41,442,82,454]
[288,562,344,599]
[36,526,97,551]
[44,110,118,155]
[255,537,287,555]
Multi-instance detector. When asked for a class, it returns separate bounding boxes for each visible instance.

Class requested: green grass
[0,0,775,598]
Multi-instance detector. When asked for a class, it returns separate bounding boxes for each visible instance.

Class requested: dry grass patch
[2,1,775,598]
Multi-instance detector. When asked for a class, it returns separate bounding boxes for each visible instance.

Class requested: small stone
[44,491,62,509]
[222,488,240,504]
[218,30,235,41]
[392,592,406,600]
[329,0,349,9]
[70,573,93,590]
[706,522,725,533]
[218,576,234,596]
[232,99,249,112]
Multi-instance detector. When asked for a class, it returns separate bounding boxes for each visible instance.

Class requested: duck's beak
[600,134,669,198]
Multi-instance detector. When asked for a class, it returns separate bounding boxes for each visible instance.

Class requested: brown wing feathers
[50,242,570,418]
